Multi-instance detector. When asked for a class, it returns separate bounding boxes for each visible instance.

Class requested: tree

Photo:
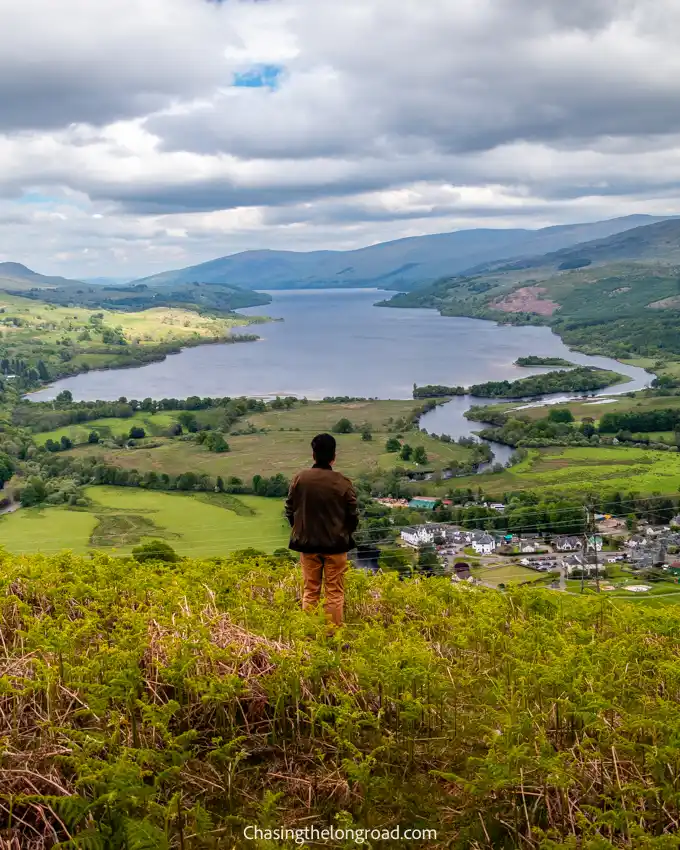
[413,445,428,464]
[205,431,229,453]
[332,418,354,434]
[379,548,413,578]
[132,539,178,563]
[178,412,199,433]
[0,452,15,488]
[37,360,50,381]
[548,408,574,423]
[60,435,73,451]
[416,545,443,577]
[129,426,146,439]
[216,475,225,492]
[385,437,401,453]
[56,390,73,404]
[400,444,413,461]
[361,426,373,442]
[88,430,100,444]
[580,417,596,438]
[20,477,48,507]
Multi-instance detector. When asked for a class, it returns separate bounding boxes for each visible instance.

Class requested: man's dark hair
[312,433,336,466]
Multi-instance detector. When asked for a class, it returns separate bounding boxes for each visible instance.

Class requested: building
[563,555,603,577]
[408,497,438,510]
[519,540,539,554]
[586,535,603,552]
[401,526,435,548]
[554,536,582,552]
[489,503,506,513]
[472,533,496,555]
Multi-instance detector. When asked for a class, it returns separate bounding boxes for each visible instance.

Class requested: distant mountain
[130,215,670,292]
[83,276,134,286]
[477,217,680,276]
[0,262,86,290]
[0,262,269,313]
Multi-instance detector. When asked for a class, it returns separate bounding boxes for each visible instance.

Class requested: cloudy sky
[3,0,680,280]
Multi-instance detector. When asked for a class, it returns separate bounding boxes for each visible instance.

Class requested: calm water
[29,288,651,403]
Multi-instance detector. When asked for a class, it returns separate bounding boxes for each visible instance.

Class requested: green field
[0,487,289,556]
[35,411,181,444]
[61,400,475,480]
[473,564,539,586]
[439,445,680,497]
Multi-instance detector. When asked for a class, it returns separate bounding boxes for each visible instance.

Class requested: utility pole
[581,505,587,594]
[584,503,601,593]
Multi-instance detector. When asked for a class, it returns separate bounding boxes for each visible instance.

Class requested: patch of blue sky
[17,192,61,205]
[232,64,283,90]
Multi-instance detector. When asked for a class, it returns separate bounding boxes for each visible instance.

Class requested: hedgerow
[1,549,680,848]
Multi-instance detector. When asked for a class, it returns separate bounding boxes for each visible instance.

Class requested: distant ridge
[0,262,87,290]
[130,215,671,292]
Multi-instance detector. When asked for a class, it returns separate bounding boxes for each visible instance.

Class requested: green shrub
[131,539,179,563]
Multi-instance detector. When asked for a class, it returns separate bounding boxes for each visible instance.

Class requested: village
[366,496,680,596]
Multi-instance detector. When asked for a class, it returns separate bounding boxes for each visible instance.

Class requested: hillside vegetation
[0,292,262,390]
[0,261,270,313]
[2,549,680,848]
[385,219,680,364]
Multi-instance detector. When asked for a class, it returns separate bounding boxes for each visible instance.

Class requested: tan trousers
[300,552,348,626]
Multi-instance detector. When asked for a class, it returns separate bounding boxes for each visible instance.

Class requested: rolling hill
[0,261,88,291]
[130,215,668,291]
[0,262,270,313]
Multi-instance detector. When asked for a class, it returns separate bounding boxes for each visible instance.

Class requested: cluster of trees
[515,356,574,367]
[195,430,230,453]
[384,438,428,463]
[469,367,623,399]
[25,453,288,502]
[331,418,374,441]
[412,383,465,399]
[599,408,680,434]
[474,404,680,450]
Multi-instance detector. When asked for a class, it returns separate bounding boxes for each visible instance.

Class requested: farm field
[0,487,288,556]
[58,399,476,480]
[437,445,680,497]
[66,428,474,480]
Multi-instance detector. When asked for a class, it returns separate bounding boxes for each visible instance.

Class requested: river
[29,289,650,463]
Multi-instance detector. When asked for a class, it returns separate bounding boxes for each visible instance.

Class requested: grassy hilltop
[2,549,680,849]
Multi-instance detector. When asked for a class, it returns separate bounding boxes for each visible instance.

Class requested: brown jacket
[285,464,359,554]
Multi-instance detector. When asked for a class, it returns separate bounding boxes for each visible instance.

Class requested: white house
[401,526,435,548]
[472,533,496,556]
[554,536,582,552]
[520,540,538,554]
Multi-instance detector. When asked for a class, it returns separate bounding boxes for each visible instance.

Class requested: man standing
[285,433,358,626]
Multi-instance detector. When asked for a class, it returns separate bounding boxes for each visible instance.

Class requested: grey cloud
[0,0,245,131]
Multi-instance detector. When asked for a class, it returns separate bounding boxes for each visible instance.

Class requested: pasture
[0,487,289,556]
[446,445,680,497]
